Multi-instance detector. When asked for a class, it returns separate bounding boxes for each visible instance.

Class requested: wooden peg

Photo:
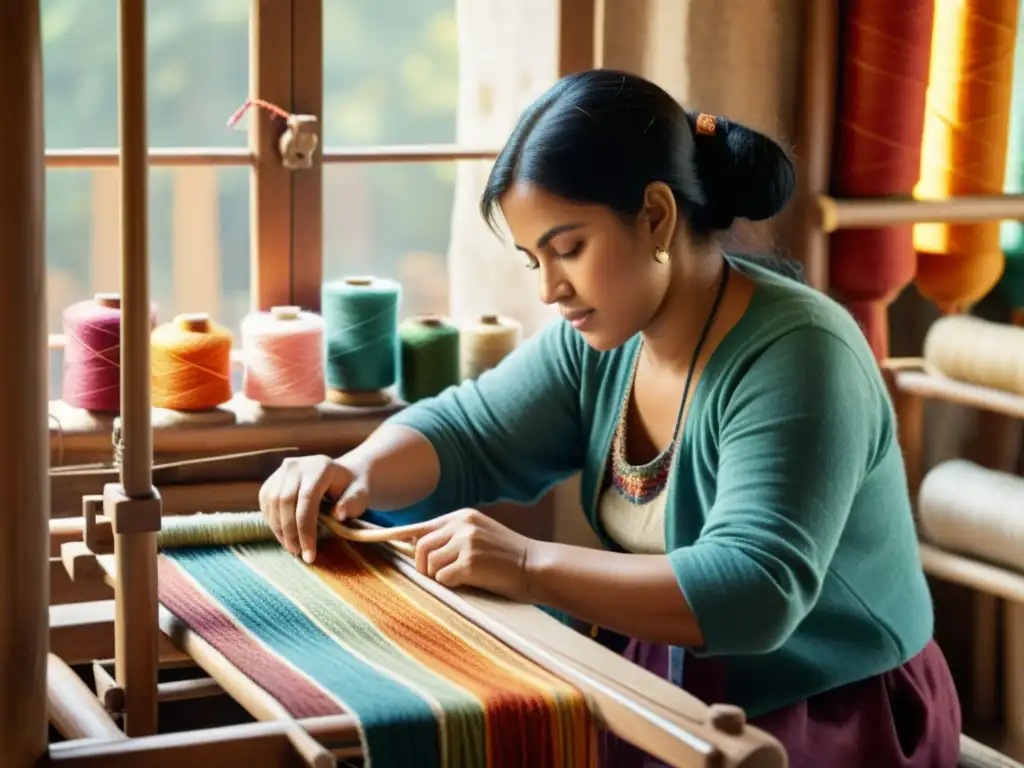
[707,703,746,736]
[82,494,114,555]
[92,659,126,714]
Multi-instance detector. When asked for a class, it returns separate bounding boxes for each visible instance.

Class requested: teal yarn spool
[1000,0,1024,318]
[321,276,401,404]
[399,315,460,404]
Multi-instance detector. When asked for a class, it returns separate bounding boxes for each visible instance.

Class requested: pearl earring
[654,247,670,264]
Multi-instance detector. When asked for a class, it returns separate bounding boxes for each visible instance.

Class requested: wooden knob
[707,703,745,736]
[417,315,444,327]
[344,276,373,286]
[480,314,499,325]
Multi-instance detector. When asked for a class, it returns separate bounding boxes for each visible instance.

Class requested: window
[322,1,460,318]
[44,0,251,397]
[44,0,595,400]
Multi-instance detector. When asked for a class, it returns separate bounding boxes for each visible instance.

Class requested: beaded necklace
[609,260,731,506]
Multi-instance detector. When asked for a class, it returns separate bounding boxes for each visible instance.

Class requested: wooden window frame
[46,0,597,353]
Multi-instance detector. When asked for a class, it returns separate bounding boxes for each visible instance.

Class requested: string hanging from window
[227,97,319,170]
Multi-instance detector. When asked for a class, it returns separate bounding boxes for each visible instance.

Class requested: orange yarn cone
[151,313,233,411]
[913,0,1018,313]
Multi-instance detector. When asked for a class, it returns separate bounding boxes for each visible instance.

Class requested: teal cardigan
[382,257,933,717]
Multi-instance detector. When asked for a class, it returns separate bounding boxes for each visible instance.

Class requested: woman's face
[498,180,676,352]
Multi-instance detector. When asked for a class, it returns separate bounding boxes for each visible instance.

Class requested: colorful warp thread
[158,538,597,768]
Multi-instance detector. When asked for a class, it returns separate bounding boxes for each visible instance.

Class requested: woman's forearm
[525,540,704,647]
[338,423,441,511]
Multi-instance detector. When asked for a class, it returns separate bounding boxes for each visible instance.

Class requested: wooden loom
[0,1,790,766]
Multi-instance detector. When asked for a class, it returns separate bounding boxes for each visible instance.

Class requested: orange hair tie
[695,113,717,136]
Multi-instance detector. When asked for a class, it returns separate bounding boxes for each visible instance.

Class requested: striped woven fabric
[157,537,598,768]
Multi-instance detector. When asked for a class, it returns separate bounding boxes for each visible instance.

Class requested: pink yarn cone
[61,294,123,412]
[241,306,326,407]
[61,293,158,412]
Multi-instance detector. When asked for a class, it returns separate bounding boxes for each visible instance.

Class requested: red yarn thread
[226,97,293,128]
[829,1,934,361]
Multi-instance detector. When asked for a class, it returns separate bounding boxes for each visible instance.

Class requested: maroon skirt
[600,639,962,768]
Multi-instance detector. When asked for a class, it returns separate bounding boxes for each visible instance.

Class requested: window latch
[278,114,319,170]
[227,98,320,171]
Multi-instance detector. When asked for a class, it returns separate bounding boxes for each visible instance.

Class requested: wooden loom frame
[18,1,1019,764]
[0,1,789,766]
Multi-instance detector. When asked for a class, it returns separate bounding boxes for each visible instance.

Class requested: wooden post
[893,389,925,502]
[113,0,161,737]
[557,0,600,75]
[250,0,294,311]
[290,0,324,312]
[793,0,838,293]
[0,0,49,764]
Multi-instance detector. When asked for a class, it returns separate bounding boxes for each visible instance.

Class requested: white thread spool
[923,314,1024,395]
[458,314,522,381]
[918,459,1024,572]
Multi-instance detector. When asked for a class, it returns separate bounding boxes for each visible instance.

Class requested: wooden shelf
[48,394,403,466]
[818,193,1024,232]
[888,365,1024,421]
[919,543,1024,605]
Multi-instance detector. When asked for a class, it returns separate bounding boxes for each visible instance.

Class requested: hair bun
[687,112,796,231]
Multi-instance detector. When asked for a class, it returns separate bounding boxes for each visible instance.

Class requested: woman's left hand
[397,508,535,601]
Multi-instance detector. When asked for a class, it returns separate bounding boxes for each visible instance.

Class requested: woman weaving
[259,70,960,767]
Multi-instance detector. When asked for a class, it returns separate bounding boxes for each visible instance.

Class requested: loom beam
[43,716,363,768]
[47,654,125,742]
[50,448,302,518]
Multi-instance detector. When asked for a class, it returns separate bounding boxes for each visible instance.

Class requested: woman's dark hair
[481,69,799,276]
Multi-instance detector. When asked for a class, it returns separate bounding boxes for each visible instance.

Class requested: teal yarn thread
[322,276,401,393]
[399,316,460,404]
[1000,0,1024,311]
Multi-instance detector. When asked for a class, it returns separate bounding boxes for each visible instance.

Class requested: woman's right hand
[258,454,370,564]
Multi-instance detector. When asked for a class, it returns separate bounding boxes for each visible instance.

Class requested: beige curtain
[447,0,560,338]
[600,0,806,252]
[448,0,807,338]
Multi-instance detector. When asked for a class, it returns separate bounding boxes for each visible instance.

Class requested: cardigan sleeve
[668,327,884,655]
[382,317,586,518]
